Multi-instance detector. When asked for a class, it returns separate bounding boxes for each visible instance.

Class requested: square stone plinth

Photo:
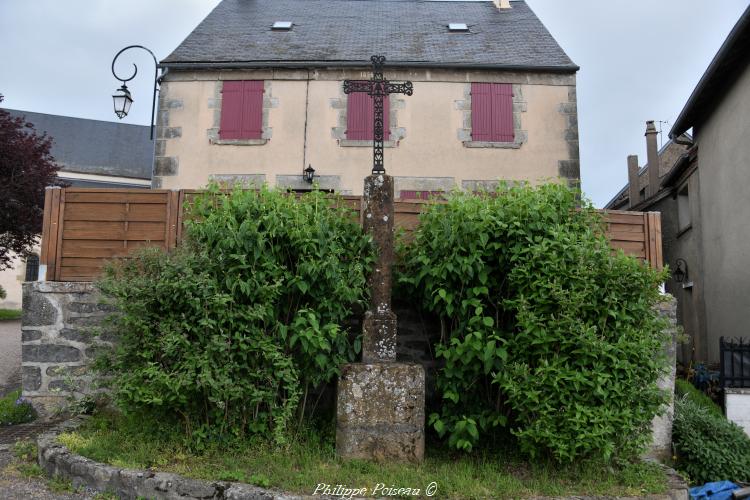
[336,362,425,463]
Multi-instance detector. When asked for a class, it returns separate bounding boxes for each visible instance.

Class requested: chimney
[493,0,512,9]
[645,120,660,199]
[627,155,640,208]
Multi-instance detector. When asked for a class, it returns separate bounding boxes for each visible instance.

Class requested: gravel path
[0,320,22,398]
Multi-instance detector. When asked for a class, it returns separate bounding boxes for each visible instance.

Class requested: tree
[0,94,63,271]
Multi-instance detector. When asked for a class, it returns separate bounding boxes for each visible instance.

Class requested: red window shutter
[241,81,264,139]
[219,80,263,140]
[219,81,243,140]
[346,84,390,140]
[471,82,514,142]
[492,83,514,142]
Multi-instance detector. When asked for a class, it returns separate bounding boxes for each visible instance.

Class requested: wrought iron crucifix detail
[343,55,414,175]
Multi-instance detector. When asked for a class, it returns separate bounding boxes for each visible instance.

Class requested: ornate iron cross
[343,55,414,175]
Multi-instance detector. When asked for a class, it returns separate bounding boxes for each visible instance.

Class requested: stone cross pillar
[361,174,397,362]
[336,174,425,463]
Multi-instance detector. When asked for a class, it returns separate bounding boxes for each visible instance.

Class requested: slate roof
[4,109,152,180]
[162,0,578,72]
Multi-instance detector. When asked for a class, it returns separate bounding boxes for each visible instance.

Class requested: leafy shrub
[674,379,722,418]
[672,395,750,484]
[0,390,36,426]
[399,182,669,462]
[98,186,374,446]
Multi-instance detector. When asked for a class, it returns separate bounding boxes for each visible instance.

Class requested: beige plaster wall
[156,69,577,194]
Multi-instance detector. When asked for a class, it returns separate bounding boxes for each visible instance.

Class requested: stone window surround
[456,83,528,149]
[331,88,407,148]
[207,80,278,146]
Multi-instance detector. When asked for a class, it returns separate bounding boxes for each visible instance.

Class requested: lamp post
[111,45,162,140]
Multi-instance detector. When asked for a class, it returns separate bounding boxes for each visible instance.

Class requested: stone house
[604,4,750,365]
[0,110,152,310]
[153,0,580,195]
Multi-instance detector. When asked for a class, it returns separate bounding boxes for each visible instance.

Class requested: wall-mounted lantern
[112,84,133,119]
[673,258,688,283]
[303,164,316,184]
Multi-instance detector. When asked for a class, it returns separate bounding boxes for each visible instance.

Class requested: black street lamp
[303,164,316,184]
[111,45,162,140]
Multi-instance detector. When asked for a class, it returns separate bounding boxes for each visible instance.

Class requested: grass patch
[7,439,44,479]
[47,476,75,494]
[58,413,668,499]
[0,308,21,320]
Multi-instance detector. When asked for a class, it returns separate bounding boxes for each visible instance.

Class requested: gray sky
[1,0,747,207]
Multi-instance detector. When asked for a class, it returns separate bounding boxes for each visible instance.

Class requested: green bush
[97,186,374,447]
[398,182,669,462]
[672,395,750,484]
[674,379,722,418]
[0,390,36,426]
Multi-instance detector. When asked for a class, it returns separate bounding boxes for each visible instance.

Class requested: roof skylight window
[448,23,469,32]
[272,21,293,30]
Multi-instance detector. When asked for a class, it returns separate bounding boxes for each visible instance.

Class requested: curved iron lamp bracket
[111,45,162,139]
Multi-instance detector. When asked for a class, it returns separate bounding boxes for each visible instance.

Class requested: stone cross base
[336,362,425,463]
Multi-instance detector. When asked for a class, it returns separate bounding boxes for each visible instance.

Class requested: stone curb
[36,417,304,500]
[36,418,689,500]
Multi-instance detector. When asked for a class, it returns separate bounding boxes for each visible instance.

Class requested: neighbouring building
[153,0,580,195]
[604,4,750,366]
[0,110,152,309]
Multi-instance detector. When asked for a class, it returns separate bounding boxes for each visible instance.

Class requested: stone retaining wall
[21,281,113,418]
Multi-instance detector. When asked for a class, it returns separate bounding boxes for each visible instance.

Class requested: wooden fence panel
[50,188,173,281]
[602,209,648,261]
[39,188,664,281]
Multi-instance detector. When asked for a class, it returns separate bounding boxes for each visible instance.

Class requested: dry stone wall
[21,281,113,418]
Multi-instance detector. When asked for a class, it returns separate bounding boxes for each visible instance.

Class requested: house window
[471,82,514,142]
[346,85,390,140]
[677,184,691,231]
[219,81,264,140]
[25,254,39,282]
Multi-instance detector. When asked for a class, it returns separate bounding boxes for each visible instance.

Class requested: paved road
[0,320,21,398]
